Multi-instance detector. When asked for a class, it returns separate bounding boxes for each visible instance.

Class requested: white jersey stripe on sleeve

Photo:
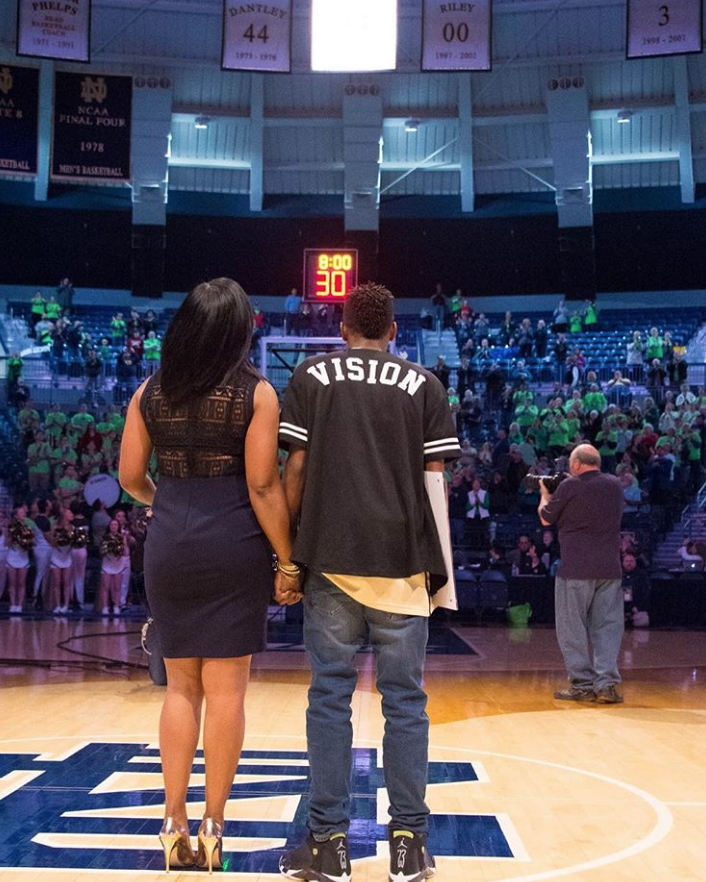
[424,437,460,450]
[425,443,461,456]
[280,422,308,438]
[280,426,308,443]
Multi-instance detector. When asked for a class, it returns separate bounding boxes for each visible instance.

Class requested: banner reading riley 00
[422,0,492,71]
[17,0,91,63]
[0,65,39,175]
[52,72,132,182]
[222,0,292,72]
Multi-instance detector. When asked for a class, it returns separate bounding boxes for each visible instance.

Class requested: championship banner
[627,0,703,59]
[422,0,492,71]
[16,0,91,63]
[0,65,39,176]
[222,0,292,72]
[51,72,131,182]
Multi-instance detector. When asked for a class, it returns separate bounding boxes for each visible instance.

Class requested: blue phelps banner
[16,0,91,63]
[0,64,39,175]
[51,71,132,182]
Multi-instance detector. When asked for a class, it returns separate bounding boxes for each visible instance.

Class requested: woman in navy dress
[120,278,301,873]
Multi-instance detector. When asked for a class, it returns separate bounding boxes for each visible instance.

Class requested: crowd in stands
[2,289,706,622]
[0,396,151,615]
[9,285,163,406]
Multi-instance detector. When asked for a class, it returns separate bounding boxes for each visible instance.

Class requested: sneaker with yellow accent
[388,829,436,882]
[279,832,351,882]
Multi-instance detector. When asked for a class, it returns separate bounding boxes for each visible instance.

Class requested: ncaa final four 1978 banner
[16,0,91,63]
[52,72,132,182]
[0,65,39,175]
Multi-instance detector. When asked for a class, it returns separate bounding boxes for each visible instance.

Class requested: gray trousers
[554,577,624,691]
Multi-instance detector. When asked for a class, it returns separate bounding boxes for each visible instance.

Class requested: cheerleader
[114,508,135,608]
[98,519,127,615]
[49,508,74,614]
[69,501,90,609]
[7,504,34,613]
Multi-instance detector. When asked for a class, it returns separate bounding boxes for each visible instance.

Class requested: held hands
[274,562,304,606]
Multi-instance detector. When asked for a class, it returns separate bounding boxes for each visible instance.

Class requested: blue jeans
[554,577,624,691]
[303,571,430,836]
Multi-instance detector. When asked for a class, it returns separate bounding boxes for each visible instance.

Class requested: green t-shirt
[31,296,45,316]
[144,338,161,360]
[645,336,664,360]
[111,319,126,337]
[584,303,598,325]
[58,477,81,495]
[27,442,51,473]
[583,391,607,413]
[8,357,22,381]
[45,301,62,320]
[569,315,583,333]
[71,412,95,432]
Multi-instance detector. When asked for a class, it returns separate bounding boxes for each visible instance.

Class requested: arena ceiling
[1,0,705,217]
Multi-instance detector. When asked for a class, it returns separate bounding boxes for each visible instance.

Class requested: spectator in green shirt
[584,300,598,329]
[583,384,607,413]
[27,430,52,492]
[44,296,62,321]
[30,291,46,330]
[143,331,162,374]
[70,403,95,433]
[56,465,83,505]
[645,327,664,362]
[45,403,68,441]
[111,312,127,345]
[569,312,583,333]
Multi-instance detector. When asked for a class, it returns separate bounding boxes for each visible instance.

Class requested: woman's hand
[274,570,303,605]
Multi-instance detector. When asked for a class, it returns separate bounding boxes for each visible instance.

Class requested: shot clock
[303,249,359,303]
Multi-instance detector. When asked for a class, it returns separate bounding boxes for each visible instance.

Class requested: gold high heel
[196,817,224,874]
[158,817,195,873]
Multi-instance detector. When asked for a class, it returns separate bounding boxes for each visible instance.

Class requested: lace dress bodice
[140,370,258,478]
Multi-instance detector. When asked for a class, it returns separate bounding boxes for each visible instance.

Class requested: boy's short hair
[342,283,394,340]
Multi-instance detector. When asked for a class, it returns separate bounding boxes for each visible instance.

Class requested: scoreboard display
[303,249,358,303]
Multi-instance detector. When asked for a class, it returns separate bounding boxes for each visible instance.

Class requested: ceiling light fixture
[405,118,421,133]
[194,115,210,130]
[617,109,633,125]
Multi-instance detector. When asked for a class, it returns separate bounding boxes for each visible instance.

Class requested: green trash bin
[506,602,532,629]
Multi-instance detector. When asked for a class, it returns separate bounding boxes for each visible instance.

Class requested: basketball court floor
[2,614,706,881]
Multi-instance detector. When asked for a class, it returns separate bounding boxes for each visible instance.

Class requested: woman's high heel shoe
[158,817,195,873]
[196,817,224,874]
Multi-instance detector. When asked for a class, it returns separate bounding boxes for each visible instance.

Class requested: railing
[681,479,706,539]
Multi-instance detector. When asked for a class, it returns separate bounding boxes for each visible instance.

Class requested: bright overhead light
[405,118,420,133]
[311,0,397,72]
[194,115,210,130]
[617,109,633,124]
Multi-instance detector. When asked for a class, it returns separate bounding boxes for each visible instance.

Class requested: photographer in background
[538,444,625,704]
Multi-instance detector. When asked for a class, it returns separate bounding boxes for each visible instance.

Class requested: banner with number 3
[627,0,703,59]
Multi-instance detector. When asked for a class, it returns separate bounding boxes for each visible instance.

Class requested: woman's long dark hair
[160,278,258,404]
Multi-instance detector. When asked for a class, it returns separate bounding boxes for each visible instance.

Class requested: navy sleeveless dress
[140,370,273,658]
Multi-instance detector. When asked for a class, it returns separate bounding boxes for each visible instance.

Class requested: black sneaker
[388,829,436,882]
[279,833,351,882]
[594,684,624,704]
[553,686,595,701]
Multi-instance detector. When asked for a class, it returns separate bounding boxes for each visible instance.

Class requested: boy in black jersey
[278,284,460,882]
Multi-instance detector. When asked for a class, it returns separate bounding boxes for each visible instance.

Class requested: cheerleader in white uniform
[70,501,90,609]
[99,519,127,615]
[49,509,74,614]
[7,504,33,613]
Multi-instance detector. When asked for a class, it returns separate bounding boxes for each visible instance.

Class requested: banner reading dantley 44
[0,64,39,175]
[52,72,132,182]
